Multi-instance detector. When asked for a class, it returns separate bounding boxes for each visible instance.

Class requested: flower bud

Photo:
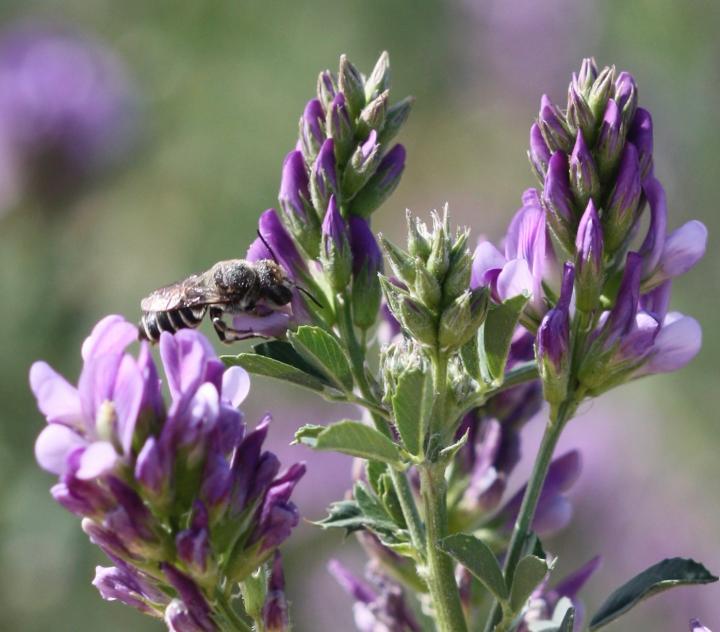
[574,200,604,312]
[364,51,391,102]
[569,131,599,209]
[298,99,326,163]
[343,130,382,199]
[399,296,437,346]
[316,70,337,111]
[439,288,489,351]
[378,95,414,145]
[528,122,551,181]
[543,151,575,254]
[414,260,442,310]
[326,92,354,164]
[175,502,212,582]
[536,263,574,406]
[588,65,615,120]
[380,234,416,285]
[426,213,451,281]
[406,210,431,260]
[567,78,595,140]
[358,89,388,137]
[262,552,290,632]
[442,245,473,305]
[278,150,320,257]
[338,54,365,118]
[135,436,169,501]
[320,196,352,293]
[252,209,308,281]
[349,144,405,218]
[349,216,383,328]
[595,98,624,179]
[309,138,339,213]
[614,71,638,126]
[538,94,573,153]
[577,57,598,96]
[603,143,642,253]
[628,107,653,182]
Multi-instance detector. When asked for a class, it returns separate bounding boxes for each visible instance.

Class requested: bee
[139,257,296,344]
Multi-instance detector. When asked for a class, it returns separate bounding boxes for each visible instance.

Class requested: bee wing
[140,272,227,312]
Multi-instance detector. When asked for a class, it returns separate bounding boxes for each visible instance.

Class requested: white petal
[222,366,251,408]
[29,361,83,426]
[496,258,533,301]
[76,441,119,480]
[644,314,702,374]
[34,424,86,475]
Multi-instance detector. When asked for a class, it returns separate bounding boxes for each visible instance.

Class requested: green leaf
[589,558,718,630]
[314,499,365,533]
[460,335,481,381]
[354,483,398,533]
[391,368,432,455]
[288,326,354,391]
[479,294,528,384]
[223,353,329,393]
[509,555,549,613]
[252,340,331,382]
[438,533,508,602]
[294,420,402,466]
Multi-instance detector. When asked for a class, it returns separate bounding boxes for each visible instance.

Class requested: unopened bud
[348,144,405,218]
[529,122,552,181]
[627,107,653,182]
[567,79,595,141]
[414,261,442,310]
[349,216,383,328]
[569,132,599,209]
[588,65,615,120]
[358,89,389,137]
[299,99,326,163]
[343,130,382,199]
[381,234,416,285]
[399,297,437,346]
[603,143,642,253]
[378,95,414,145]
[316,70,338,111]
[338,54,365,118]
[309,138,339,213]
[595,98,624,180]
[543,152,575,254]
[577,58,598,96]
[365,51,391,102]
[320,196,352,293]
[326,92,354,164]
[278,150,320,257]
[438,288,488,350]
[574,200,604,312]
[614,71,638,127]
[407,211,431,260]
[538,94,573,153]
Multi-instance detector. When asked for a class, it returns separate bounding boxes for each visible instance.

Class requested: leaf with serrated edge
[289,326,354,391]
[509,555,549,614]
[391,368,432,455]
[223,354,328,392]
[303,420,402,466]
[480,294,528,384]
[589,557,718,630]
[439,533,508,602]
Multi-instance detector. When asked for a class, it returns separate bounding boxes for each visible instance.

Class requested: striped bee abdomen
[138,306,207,342]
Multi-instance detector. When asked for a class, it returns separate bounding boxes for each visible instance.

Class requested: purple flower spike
[604,143,642,253]
[529,122,551,180]
[690,619,712,632]
[278,150,310,221]
[628,107,654,181]
[575,200,604,312]
[299,98,325,162]
[543,151,575,253]
[262,552,290,632]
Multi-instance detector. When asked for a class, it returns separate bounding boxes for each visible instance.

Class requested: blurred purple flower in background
[0,20,137,212]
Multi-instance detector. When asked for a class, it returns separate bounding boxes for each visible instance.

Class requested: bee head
[256,259,293,307]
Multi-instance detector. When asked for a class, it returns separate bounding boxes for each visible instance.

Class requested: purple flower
[310,138,338,213]
[472,189,550,321]
[575,200,604,312]
[328,561,420,632]
[298,98,325,162]
[249,208,308,281]
[93,564,168,617]
[278,149,311,222]
[0,21,136,207]
[628,107,654,181]
[614,71,638,124]
[596,98,623,176]
[603,143,642,253]
[349,144,406,219]
[568,132,599,209]
[31,315,148,479]
[538,94,573,153]
[162,564,216,632]
[529,122,551,180]
[543,151,576,252]
[349,215,383,328]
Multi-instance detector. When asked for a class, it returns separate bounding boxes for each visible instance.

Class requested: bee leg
[211,313,261,344]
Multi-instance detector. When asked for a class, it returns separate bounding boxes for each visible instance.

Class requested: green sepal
[509,555,551,614]
[391,368,432,456]
[480,294,529,385]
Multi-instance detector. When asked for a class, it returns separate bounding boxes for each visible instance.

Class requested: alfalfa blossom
[0,21,136,210]
[31,315,304,627]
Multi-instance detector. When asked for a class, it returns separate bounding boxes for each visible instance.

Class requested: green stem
[482,401,575,632]
[416,351,468,632]
[216,594,253,632]
[337,294,426,555]
[419,463,469,632]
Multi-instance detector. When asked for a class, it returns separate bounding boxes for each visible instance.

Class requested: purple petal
[497,259,534,302]
[659,220,708,279]
[76,440,118,479]
[30,361,82,426]
[533,494,573,535]
[639,177,668,276]
[93,565,156,615]
[471,241,506,290]
[81,314,138,361]
[642,313,702,375]
[77,353,123,424]
[553,556,602,602]
[231,311,291,339]
[328,560,376,604]
[222,366,250,408]
[35,423,86,474]
[113,354,143,455]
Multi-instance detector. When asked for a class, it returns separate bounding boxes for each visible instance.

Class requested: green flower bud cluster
[379,337,427,405]
[380,207,489,352]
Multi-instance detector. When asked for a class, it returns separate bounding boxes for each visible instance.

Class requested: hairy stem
[215,593,253,632]
[483,401,575,632]
[417,351,468,632]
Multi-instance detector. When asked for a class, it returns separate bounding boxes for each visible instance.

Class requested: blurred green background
[0,1,717,630]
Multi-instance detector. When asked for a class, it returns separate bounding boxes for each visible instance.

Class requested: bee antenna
[257,230,280,266]
[296,285,324,309]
